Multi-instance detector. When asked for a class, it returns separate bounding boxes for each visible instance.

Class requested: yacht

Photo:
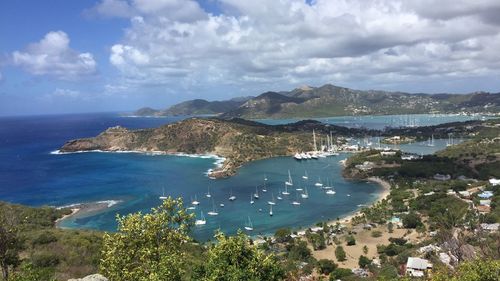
[194,211,206,225]
[250,193,255,204]
[282,183,290,195]
[229,189,236,201]
[191,195,200,206]
[285,170,293,186]
[205,186,211,198]
[244,216,254,231]
[207,200,219,216]
[254,187,260,199]
[292,193,301,205]
[267,193,276,205]
[269,205,273,216]
[302,171,308,180]
[314,178,323,187]
[301,186,309,199]
[326,189,336,195]
[159,187,168,200]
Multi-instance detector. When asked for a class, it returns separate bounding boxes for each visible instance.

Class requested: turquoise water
[0,113,471,241]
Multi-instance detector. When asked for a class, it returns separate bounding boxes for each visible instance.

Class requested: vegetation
[335,246,346,262]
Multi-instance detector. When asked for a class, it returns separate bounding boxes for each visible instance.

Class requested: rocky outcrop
[68,274,108,281]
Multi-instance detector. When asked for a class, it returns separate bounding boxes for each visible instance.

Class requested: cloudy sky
[1,0,500,115]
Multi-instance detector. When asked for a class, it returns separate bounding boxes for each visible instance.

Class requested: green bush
[371,230,382,238]
[317,259,337,275]
[358,255,372,268]
[335,246,346,262]
[31,252,60,268]
[346,235,356,246]
[329,268,353,280]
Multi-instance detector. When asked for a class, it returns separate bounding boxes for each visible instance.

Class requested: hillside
[132,97,252,117]
[222,84,500,118]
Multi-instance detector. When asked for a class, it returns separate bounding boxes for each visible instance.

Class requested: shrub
[402,212,422,229]
[335,246,346,262]
[358,255,372,268]
[274,228,292,243]
[346,235,356,246]
[317,259,337,275]
[329,268,353,280]
[32,231,57,245]
[31,252,60,268]
[371,230,382,238]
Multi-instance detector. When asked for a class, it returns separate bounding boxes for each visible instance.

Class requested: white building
[489,178,500,186]
[406,257,432,277]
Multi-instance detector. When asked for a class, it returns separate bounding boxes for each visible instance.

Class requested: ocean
[0,112,483,240]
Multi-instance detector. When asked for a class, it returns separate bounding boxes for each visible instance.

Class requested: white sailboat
[192,195,200,206]
[207,200,218,216]
[285,170,293,186]
[262,181,267,193]
[228,189,236,201]
[269,205,273,216]
[292,193,301,205]
[326,189,336,195]
[195,211,206,225]
[315,177,323,187]
[159,187,168,200]
[268,193,276,205]
[250,193,255,204]
[264,174,268,181]
[254,187,259,199]
[302,171,308,180]
[277,188,283,200]
[301,186,309,199]
[206,186,211,198]
[282,183,290,195]
[323,178,333,189]
[244,216,254,231]
[219,203,225,208]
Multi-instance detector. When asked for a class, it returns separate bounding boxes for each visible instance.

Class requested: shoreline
[55,200,122,228]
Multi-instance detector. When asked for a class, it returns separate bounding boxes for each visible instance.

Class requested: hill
[222,84,500,118]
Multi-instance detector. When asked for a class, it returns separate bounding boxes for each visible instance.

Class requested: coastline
[333,176,391,226]
[55,200,122,228]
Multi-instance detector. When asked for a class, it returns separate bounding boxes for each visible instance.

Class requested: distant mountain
[132,97,253,116]
[132,84,499,118]
[221,84,500,118]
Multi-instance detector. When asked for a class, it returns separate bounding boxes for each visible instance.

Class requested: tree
[195,231,284,281]
[99,197,194,281]
[335,246,346,262]
[0,206,22,281]
[402,212,422,229]
[358,255,372,268]
[329,268,353,280]
[346,235,356,246]
[362,245,368,255]
[317,259,337,275]
[432,259,500,281]
[274,228,292,243]
[387,222,394,233]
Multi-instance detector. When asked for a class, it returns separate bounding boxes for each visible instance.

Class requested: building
[479,200,491,206]
[476,205,491,214]
[406,257,432,277]
[480,223,499,232]
[489,178,500,186]
[478,191,494,199]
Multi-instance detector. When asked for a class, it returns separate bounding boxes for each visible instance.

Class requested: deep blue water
[0,112,476,240]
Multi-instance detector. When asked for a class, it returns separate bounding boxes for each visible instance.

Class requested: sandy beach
[55,200,121,228]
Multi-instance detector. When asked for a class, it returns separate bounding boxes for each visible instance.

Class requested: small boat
[314,177,323,187]
[269,205,273,216]
[187,206,196,210]
[192,195,200,206]
[207,200,218,216]
[323,178,333,189]
[268,193,276,205]
[254,187,260,199]
[229,189,236,201]
[159,187,168,200]
[282,183,290,195]
[244,216,253,231]
[195,211,206,225]
[292,193,301,205]
[301,186,309,199]
[347,194,351,197]
[326,189,336,195]
[206,186,211,198]
[285,170,293,186]
[302,171,308,180]
[250,193,255,204]
[294,153,303,160]
[220,203,225,208]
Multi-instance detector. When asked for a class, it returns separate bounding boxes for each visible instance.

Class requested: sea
[0,112,486,240]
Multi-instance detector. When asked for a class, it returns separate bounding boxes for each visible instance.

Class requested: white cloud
[51,88,81,98]
[12,31,97,81]
[100,0,500,94]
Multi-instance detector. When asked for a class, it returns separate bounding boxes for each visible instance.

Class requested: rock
[68,274,108,281]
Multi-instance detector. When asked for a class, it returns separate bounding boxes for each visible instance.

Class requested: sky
[1,0,500,116]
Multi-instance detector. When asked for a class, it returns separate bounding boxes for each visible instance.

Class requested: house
[476,205,491,214]
[480,223,499,232]
[489,178,500,186]
[447,189,456,195]
[479,200,491,206]
[458,191,471,198]
[424,191,435,196]
[380,151,396,156]
[478,191,494,199]
[406,257,432,277]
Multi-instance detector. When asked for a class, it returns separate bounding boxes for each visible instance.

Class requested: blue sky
[1,0,500,116]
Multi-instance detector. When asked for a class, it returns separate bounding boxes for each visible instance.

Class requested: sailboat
[229,189,236,201]
[250,193,255,204]
[427,134,435,147]
[195,211,206,225]
[282,183,290,195]
[254,187,260,199]
[292,193,301,205]
[285,170,293,186]
[326,189,336,195]
[302,171,308,180]
[206,186,211,198]
[315,177,323,187]
[244,216,254,231]
[262,181,267,193]
[207,200,218,216]
[301,186,309,199]
[269,205,273,216]
[192,195,200,206]
[159,187,168,200]
[264,174,268,181]
[295,184,303,192]
[267,193,276,205]
[323,178,332,189]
